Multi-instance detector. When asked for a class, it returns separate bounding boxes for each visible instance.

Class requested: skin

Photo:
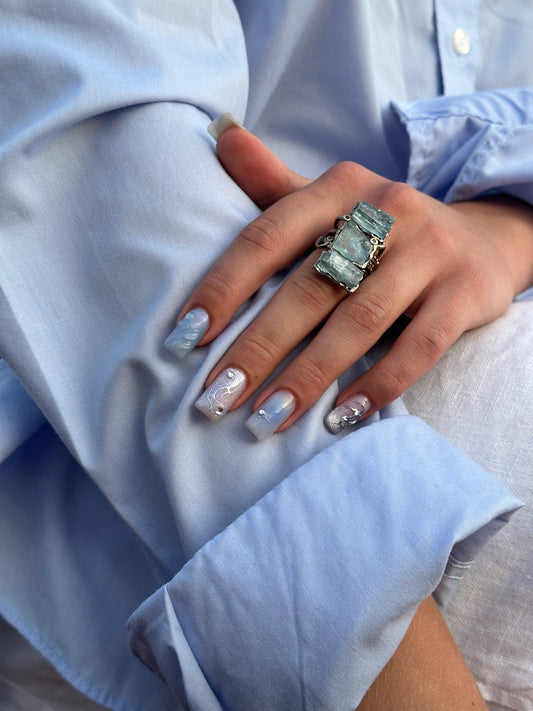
[356,596,488,710]
[178,125,533,431]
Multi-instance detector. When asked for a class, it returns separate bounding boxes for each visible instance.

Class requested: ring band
[314,201,395,292]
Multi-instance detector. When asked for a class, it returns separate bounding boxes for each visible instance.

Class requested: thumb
[208,113,310,210]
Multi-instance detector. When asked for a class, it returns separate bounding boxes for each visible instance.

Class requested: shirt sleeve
[392,88,533,204]
[128,415,521,710]
[0,0,254,566]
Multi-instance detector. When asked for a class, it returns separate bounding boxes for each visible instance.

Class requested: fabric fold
[129,416,521,710]
[392,88,533,204]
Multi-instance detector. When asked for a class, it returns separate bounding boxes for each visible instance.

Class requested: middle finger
[195,250,348,417]
[242,250,428,435]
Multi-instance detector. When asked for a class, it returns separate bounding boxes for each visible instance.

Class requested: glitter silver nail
[324,395,371,434]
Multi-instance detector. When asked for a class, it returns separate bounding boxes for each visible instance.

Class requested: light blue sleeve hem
[392,88,533,204]
[128,416,521,710]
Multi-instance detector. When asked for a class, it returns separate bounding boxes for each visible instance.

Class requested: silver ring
[314,201,395,293]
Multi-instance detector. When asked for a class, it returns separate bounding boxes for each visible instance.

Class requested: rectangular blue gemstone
[332,220,374,267]
[353,201,395,241]
[315,250,364,292]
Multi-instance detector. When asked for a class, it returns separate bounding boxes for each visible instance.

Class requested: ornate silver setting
[314,201,394,292]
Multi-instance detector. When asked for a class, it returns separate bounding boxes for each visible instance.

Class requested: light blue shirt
[0,1,531,709]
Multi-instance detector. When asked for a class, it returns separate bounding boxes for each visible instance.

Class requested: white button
[452,28,471,55]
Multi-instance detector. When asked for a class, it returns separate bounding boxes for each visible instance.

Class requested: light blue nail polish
[164,308,209,359]
[195,368,247,422]
[246,390,296,442]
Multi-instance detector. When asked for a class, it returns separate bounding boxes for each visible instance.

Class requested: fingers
[192,228,433,429]
[239,246,432,433]
[326,284,468,433]
[215,123,309,209]
[167,123,490,441]
[176,162,381,343]
[203,251,348,395]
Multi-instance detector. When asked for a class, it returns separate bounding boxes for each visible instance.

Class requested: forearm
[357,596,487,710]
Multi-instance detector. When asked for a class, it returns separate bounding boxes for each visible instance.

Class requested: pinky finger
[325,292,468,433]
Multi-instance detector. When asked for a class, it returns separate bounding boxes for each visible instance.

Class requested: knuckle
[460,259,492,299]
[201,269,239,305]
[239,214,285,257]
[346,291,391,335]
[288,269,336,313]
[294,357,331,392]
[383,364,410,401]
[326,161,366,199]
[382,181,421,217]
[335,161,364,181]
[238,328,281,367]
[424,222,460,261]
[412,322,454,365]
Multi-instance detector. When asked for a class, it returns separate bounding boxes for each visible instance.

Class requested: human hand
[165,116,533,439]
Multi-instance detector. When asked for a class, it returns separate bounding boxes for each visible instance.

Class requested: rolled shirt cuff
[392,88,533,205]
[128,416,521,710]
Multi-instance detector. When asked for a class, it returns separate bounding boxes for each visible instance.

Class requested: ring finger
[241,249,429,437]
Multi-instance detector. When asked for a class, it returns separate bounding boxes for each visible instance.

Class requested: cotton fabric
[1,1,532,709]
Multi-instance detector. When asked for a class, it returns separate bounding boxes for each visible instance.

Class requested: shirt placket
[434,0,481,95]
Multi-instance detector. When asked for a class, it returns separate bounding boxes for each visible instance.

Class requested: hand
[168,122,533,438]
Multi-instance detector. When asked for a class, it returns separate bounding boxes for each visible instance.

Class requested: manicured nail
[246,390,296,442]
[324,394,371,434]
[164,308,210,359]
[207,112,243,141]
[194,368,247,421]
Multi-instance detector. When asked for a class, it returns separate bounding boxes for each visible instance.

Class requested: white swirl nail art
[246,390,296,442]
[164,308,210,359]
[324,394,371,434]
[194,368,247,422]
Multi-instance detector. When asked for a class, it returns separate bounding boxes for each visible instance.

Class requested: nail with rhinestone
[164,308,210,360]
[194,368,247,422]
[246,390,296,442]
[324,394,371,434]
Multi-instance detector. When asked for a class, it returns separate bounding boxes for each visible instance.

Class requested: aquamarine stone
[355,201,395,241]
[314,201,394,291]
[332,220,374,267]
[315,249,364,292]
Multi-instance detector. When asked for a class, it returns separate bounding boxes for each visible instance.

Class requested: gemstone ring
[314,201,395,293]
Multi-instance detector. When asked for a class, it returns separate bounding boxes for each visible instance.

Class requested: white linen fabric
[404,301,533,711]
[0,0,532,709]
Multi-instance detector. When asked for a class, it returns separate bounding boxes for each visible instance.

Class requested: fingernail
[207,112,243,141]
[324,394,371,434]
[195,368,247,422]
[164,308,210,359]
[246,390,296,442]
